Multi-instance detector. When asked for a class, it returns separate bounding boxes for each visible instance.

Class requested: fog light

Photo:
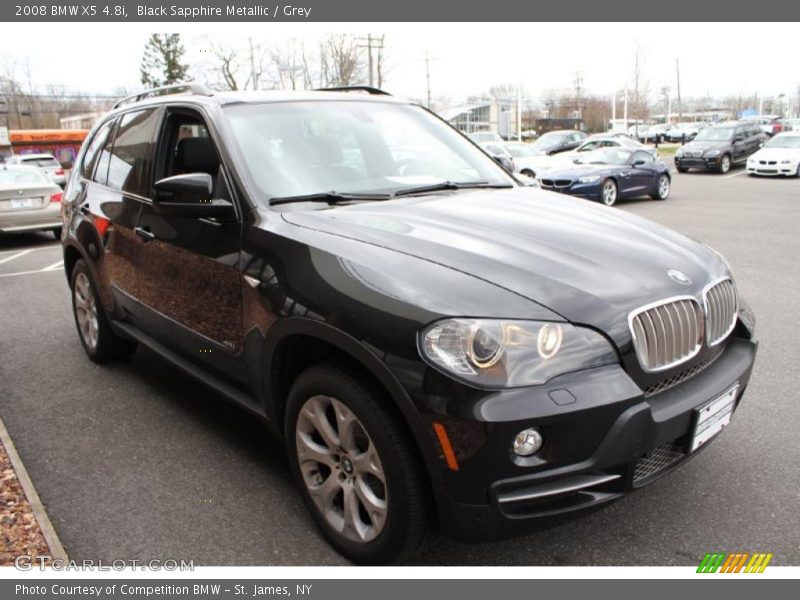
[512,428,543,456]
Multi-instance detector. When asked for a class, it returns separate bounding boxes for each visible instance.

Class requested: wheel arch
[260,317,446,505]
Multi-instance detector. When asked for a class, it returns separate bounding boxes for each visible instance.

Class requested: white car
[467,131,503,143]
[746,131,800,177]
[6,153,67,187]
[0,164,64,237]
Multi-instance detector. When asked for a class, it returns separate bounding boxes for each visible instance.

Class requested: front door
[134,109,247,385]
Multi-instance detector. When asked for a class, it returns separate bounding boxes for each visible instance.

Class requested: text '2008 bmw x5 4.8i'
[61,84,758,564]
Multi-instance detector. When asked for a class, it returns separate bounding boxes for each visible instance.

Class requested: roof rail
[314,86,391,96]
[112,82,213,109]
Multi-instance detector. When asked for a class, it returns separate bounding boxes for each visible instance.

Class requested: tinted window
[106,109,161,196]
[81,120,115,180]
[631,150,652,163]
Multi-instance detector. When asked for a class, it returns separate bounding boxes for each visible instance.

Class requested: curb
[0,414,68,562]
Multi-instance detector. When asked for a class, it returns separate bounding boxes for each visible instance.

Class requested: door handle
[134,226,155,241]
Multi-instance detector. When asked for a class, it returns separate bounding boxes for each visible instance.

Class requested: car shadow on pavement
[0,231,60,251]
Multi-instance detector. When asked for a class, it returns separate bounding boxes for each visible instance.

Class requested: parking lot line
[0,249,34,265]
[722,171,746,179]
[41,260,64,271]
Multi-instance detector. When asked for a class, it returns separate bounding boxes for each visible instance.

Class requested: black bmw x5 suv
[61,84,757,564]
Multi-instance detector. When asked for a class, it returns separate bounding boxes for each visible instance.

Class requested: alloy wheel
[658,175,670,199]
[295,394,388,543]
[720,155,731,173]
[73,272,99,350]
[602,180,617,206]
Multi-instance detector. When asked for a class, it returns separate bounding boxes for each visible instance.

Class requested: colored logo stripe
[697,552,773,573]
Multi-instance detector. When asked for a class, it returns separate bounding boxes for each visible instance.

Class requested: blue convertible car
[537,147,671,206]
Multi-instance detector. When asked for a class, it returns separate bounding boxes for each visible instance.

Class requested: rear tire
[285,363,431,564]
[70,259,136,363]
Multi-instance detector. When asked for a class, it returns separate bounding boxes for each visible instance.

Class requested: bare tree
[321,34,362,87]
[374,34,388,88]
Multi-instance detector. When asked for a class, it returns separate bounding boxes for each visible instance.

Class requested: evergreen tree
[140,34,190,88]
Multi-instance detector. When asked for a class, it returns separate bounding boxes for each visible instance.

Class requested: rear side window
[106,108,161,197]
[81,120,115,181]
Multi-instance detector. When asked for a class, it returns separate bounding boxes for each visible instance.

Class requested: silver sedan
[0,164,64,238]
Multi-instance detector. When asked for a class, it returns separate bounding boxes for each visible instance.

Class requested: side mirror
[632,159,647,167]
[734,135,744,143]
[153,173,235,219]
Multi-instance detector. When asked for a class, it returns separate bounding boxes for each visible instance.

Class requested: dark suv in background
[61,84,757,564]
[675,121,766,173]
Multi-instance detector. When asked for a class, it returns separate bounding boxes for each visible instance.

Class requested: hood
[749,146,800,160]
[540,163,618,178]
[681,140,730,152]
[281,188,727,346]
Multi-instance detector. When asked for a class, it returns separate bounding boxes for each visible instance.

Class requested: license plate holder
[690,383,738,452]
[10,198,35,209]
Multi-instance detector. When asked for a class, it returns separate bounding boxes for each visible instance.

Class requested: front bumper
[433,336,757,541]
[746,161,798,176]
[675,155,724,171]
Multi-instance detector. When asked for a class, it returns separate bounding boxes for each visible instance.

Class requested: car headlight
[577,175,601,184]
[705,149,721,157]
[419,318,618,388]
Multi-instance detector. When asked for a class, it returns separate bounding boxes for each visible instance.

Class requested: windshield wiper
[392,181,513,197]
[270,191,392,206]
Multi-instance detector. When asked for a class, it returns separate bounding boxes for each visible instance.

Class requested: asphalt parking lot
[1,168,799,566]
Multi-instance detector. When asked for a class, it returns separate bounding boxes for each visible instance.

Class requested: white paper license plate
[691,384,738,452]
[10,198,34,209]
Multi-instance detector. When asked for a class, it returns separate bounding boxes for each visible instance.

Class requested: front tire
[718,154,731,174]
[600,178,618,206]
[70,259,136,363]
[285,363,431,564]
[520,169,535,178]
[651,174,670,200]
[52,227,62,240]
[676,165,689,173]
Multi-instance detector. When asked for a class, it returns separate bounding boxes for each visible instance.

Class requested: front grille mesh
[704,279,737,346]
[643,347,724,397]
[633,442,686,484]
[630,298,704,371]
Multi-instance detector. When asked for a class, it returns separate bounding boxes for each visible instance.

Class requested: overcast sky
[2,23,799,104]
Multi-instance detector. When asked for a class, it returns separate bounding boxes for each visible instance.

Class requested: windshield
[532,132,567,149]
[765,135,800,149]
[575,148,632,165]
[0,167,49,185]
[222,101,512,202]
[469,132,497,142]
[505,143,536,158]
[21,157,60,168]
[694,128,734,142]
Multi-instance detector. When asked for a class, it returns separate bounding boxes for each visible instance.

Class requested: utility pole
[573,69,583,119]
[516,83,522,141]
[424,51,433,109]
[248,38,258,90]
[357,35,384,88]
[675,57,683,122]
